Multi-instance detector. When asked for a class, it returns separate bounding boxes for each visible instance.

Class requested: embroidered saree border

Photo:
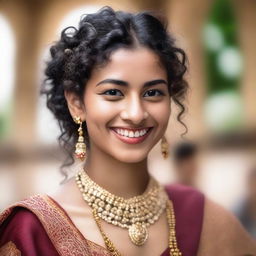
[0,194,110,256]
[0,241,21,256]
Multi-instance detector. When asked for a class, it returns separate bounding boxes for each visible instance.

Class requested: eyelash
[100,89,165,97]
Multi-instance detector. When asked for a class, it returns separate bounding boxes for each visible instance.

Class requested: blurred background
[0,0,255,237]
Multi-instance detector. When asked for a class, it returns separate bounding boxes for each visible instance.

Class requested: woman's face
[70,47,171,163]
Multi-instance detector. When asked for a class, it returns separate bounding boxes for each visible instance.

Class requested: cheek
[83,94,119,127]
[148,101,171,127]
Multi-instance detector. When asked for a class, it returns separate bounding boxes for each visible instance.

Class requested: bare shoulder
[197,197,256,256]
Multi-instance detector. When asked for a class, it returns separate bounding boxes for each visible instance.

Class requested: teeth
[114,128,150,138]
[135,131,140,137]
[129,131,134,137]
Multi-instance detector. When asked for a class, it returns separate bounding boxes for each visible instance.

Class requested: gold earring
[73,116,86,161]
[161,136,169,159]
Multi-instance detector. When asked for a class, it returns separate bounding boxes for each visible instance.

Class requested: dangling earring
[161,136,169,159]
[73,116,87,161]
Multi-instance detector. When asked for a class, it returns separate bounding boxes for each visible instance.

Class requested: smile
[110,127,153,144]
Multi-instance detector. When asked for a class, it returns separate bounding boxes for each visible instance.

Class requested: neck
[83,145,150,199]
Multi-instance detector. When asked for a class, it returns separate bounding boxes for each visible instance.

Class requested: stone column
[1,0,46,147]
[164,0,214,142]
[232,0,256,129]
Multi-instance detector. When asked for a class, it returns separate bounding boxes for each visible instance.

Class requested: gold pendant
[128,223,148,246]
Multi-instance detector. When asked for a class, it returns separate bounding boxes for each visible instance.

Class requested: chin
[112,150,149,163]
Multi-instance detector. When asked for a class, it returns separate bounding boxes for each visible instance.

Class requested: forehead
[90,47,167,84]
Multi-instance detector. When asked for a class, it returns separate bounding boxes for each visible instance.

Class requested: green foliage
[204,0,240,94]
[210,0,238,44]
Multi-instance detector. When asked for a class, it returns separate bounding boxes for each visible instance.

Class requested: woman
[0,6,255,256]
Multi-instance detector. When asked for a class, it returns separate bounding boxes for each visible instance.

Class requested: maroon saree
[0,184,204,256]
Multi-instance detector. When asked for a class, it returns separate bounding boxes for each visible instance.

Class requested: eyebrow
[96,79,168,88]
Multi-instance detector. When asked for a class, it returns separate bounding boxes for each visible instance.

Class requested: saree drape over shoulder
[0,184,204,256]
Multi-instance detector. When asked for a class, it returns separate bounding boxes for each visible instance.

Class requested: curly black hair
[40,6,189,177]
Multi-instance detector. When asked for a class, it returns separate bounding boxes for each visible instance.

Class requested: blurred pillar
[232,0,256,129]
[0,0,49,204]
[165,0,214,142]
[0,0,46,147]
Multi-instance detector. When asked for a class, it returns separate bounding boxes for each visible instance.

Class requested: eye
[144,89,165,97]
[101,89,123,96]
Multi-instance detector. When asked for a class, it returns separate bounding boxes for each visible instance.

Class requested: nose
[120,95,149,125]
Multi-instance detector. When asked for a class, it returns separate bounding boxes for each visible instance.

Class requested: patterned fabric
[0,185,205,256]
[0,241,21,256]
[0,194,110,256]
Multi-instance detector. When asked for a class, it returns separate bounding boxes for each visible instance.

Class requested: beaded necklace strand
[76,170,182,255]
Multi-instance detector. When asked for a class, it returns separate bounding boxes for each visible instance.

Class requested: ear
[64,91,86,120]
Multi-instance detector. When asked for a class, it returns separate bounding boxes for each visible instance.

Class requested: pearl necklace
[75,169,168,246]
[92,200,182,256]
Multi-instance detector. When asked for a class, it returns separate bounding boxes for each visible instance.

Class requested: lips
[110,127,153,144]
